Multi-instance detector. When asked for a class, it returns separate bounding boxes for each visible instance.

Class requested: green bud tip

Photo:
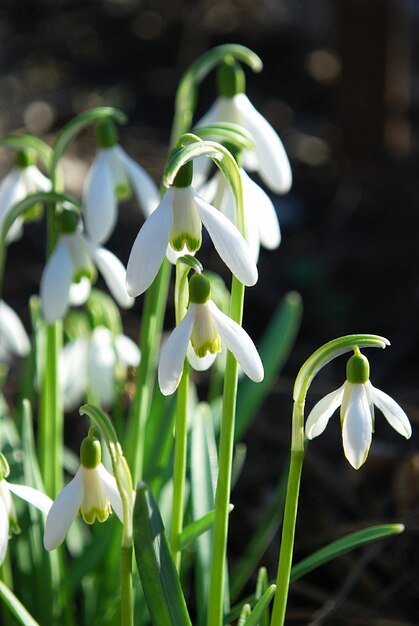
[0,453,10,480]
[59,207,79,233]
[15,149,36,169]
[80,435,102,469]
[172,160,193,188]
[346,351,370,384]
[189,272,211,304]
[96,119,118,149]
[216,56,246,98]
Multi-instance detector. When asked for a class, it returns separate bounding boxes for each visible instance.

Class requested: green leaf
[133,482,192,626]
[235,291,303,442]
[194,123,254,151]
[290,523,405,583]
[255,568,269,626]
[238,604,251,626]
[52,106,127,172]
[180,505,234,551]
[0,580,40,626]
[0,134,52,170]
[243,585,276,626]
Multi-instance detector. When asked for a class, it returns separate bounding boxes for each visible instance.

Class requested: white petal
[0,496,9,565]
[44,468,84,550]
[158,307,196,396]
[96,464,124,523]
[115,334,140,367]
[40,239,73,323]
[234,93,292,194]
[0,169,25,221]
[341,383,373,469]
[91,244,134,309]
[60,337,89,411]
[192,156,214,191]
[126,190,173,297]
[369,383,412,438]
[83,151,117,244]
[186,343,217,371]
[165,243,192,265]
[0,300,30,357]
[69,277,91,306]
[208,300,264,382]
[305,384,345,439]
[241,169,281,250]
[7,482,52,515]
[193,193,258,287]
[113,146,160,218]
[87,328,117,406]
[22,166,52,193]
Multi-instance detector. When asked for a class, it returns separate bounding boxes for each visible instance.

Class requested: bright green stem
[39,321,63,497]
[126,259,171,483]
[207,277,244,626]
[170,363,189,571]
[120,545,133,626]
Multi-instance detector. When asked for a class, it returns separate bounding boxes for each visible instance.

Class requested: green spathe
[217,56,246,98]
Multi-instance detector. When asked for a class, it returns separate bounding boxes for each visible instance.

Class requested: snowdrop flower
[83,120,160,244]
[44,433,123,550]
[0,300,30,361]
[195,57,292,195]
[201,167,281,261]
[40,212,134,323]
[158,273,264,395]
[0,150,51,243]
[60,326,140,410]
[0,453,52,565]
[126,161,258,297]
[305,351,412,469]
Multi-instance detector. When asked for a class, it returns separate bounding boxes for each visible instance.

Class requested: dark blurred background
[2,0,419,623]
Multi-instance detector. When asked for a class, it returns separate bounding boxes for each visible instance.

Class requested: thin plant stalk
[169,363,190,571]
[120,545,134,626]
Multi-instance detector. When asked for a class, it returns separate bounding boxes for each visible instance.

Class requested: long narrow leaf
[255,568,269,626]
[0,581,40,626]
[181,505,234,550]
[243,585,276,626]
[133,482,192,626]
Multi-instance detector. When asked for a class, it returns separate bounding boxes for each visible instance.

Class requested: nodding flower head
[305,350,412,469]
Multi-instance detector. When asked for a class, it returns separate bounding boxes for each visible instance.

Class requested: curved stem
[170,363,190,571]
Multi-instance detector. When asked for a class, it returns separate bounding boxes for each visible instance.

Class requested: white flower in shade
[195,59,292,195]
[0,152,51,243]
[0,454,52,565]
[158,273,264,395]
[305,351,412,469]
[126,162,258,297]
[0,300,31,361]
[60,326,140,410]
[83,120,160,244]
[44,434,123,550]
[40,222,134,323]
[200,168,281,261]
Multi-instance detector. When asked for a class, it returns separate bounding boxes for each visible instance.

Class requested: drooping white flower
[200,168,281,261]
[126,170,258,297]
[60,326,140,410]
[44,434,123,550]
[0,453,52,565]
[40,225,134,323]
[305,351,412,469]
[0,152,51,243]
[0,300,31,361]
[83,120,160,244]
[158,273,264,395]
[195,58,292,194]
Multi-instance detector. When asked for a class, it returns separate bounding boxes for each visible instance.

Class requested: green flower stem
[126,259,171,483]
[270,334,390,626]
[207,276,244,626]
[170,363,189,571]
[120,545,134,626]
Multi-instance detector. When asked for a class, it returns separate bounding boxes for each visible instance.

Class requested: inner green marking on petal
[170,233,201,252]
[192,337,221,358]
[81,504,112,525]
[115,182,132,201]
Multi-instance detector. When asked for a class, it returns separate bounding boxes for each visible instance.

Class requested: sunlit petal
[208,300,264,382]
[60,337,89,410]
[44,469,84,550]
[0,300,30,357]
[96,464,124,523]
[158,307,196,396]
[241,169,281,251]
[83,150,117,244]
[91,244,134,309]
[115,334,140,367]
[40,239,73,323]
[87,328,116,406]
[7,482,52,516]
[114,146,160,217]
[186,343,217,371]
[69,277,91,306]
[341,383,373,469]
[305,384,345,439]
[369,383,412,438]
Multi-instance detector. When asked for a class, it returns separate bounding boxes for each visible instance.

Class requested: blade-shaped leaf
[255,568,269,626]
[180,505,234,550]
[0,580,40,626]
[133,482,192,626]
[242,585,276,626]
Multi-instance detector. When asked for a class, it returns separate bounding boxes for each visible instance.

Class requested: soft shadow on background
[1,1,419,623]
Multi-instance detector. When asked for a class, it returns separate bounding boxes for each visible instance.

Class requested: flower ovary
[80,435,102,469]
[346,352,370,384]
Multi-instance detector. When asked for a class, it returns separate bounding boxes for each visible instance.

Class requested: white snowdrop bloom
[158,273,264,396]
[126,162,258,297]
[305,351,412,469]
[40,223,134,323]
[201,168,281,261]
[0,300,31,361]
[0,152,51,243]
[60,326,140,410]
[195,58,292,194]
[83,120,160,244]
[0,454,52,565]
[44,434,123,550]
